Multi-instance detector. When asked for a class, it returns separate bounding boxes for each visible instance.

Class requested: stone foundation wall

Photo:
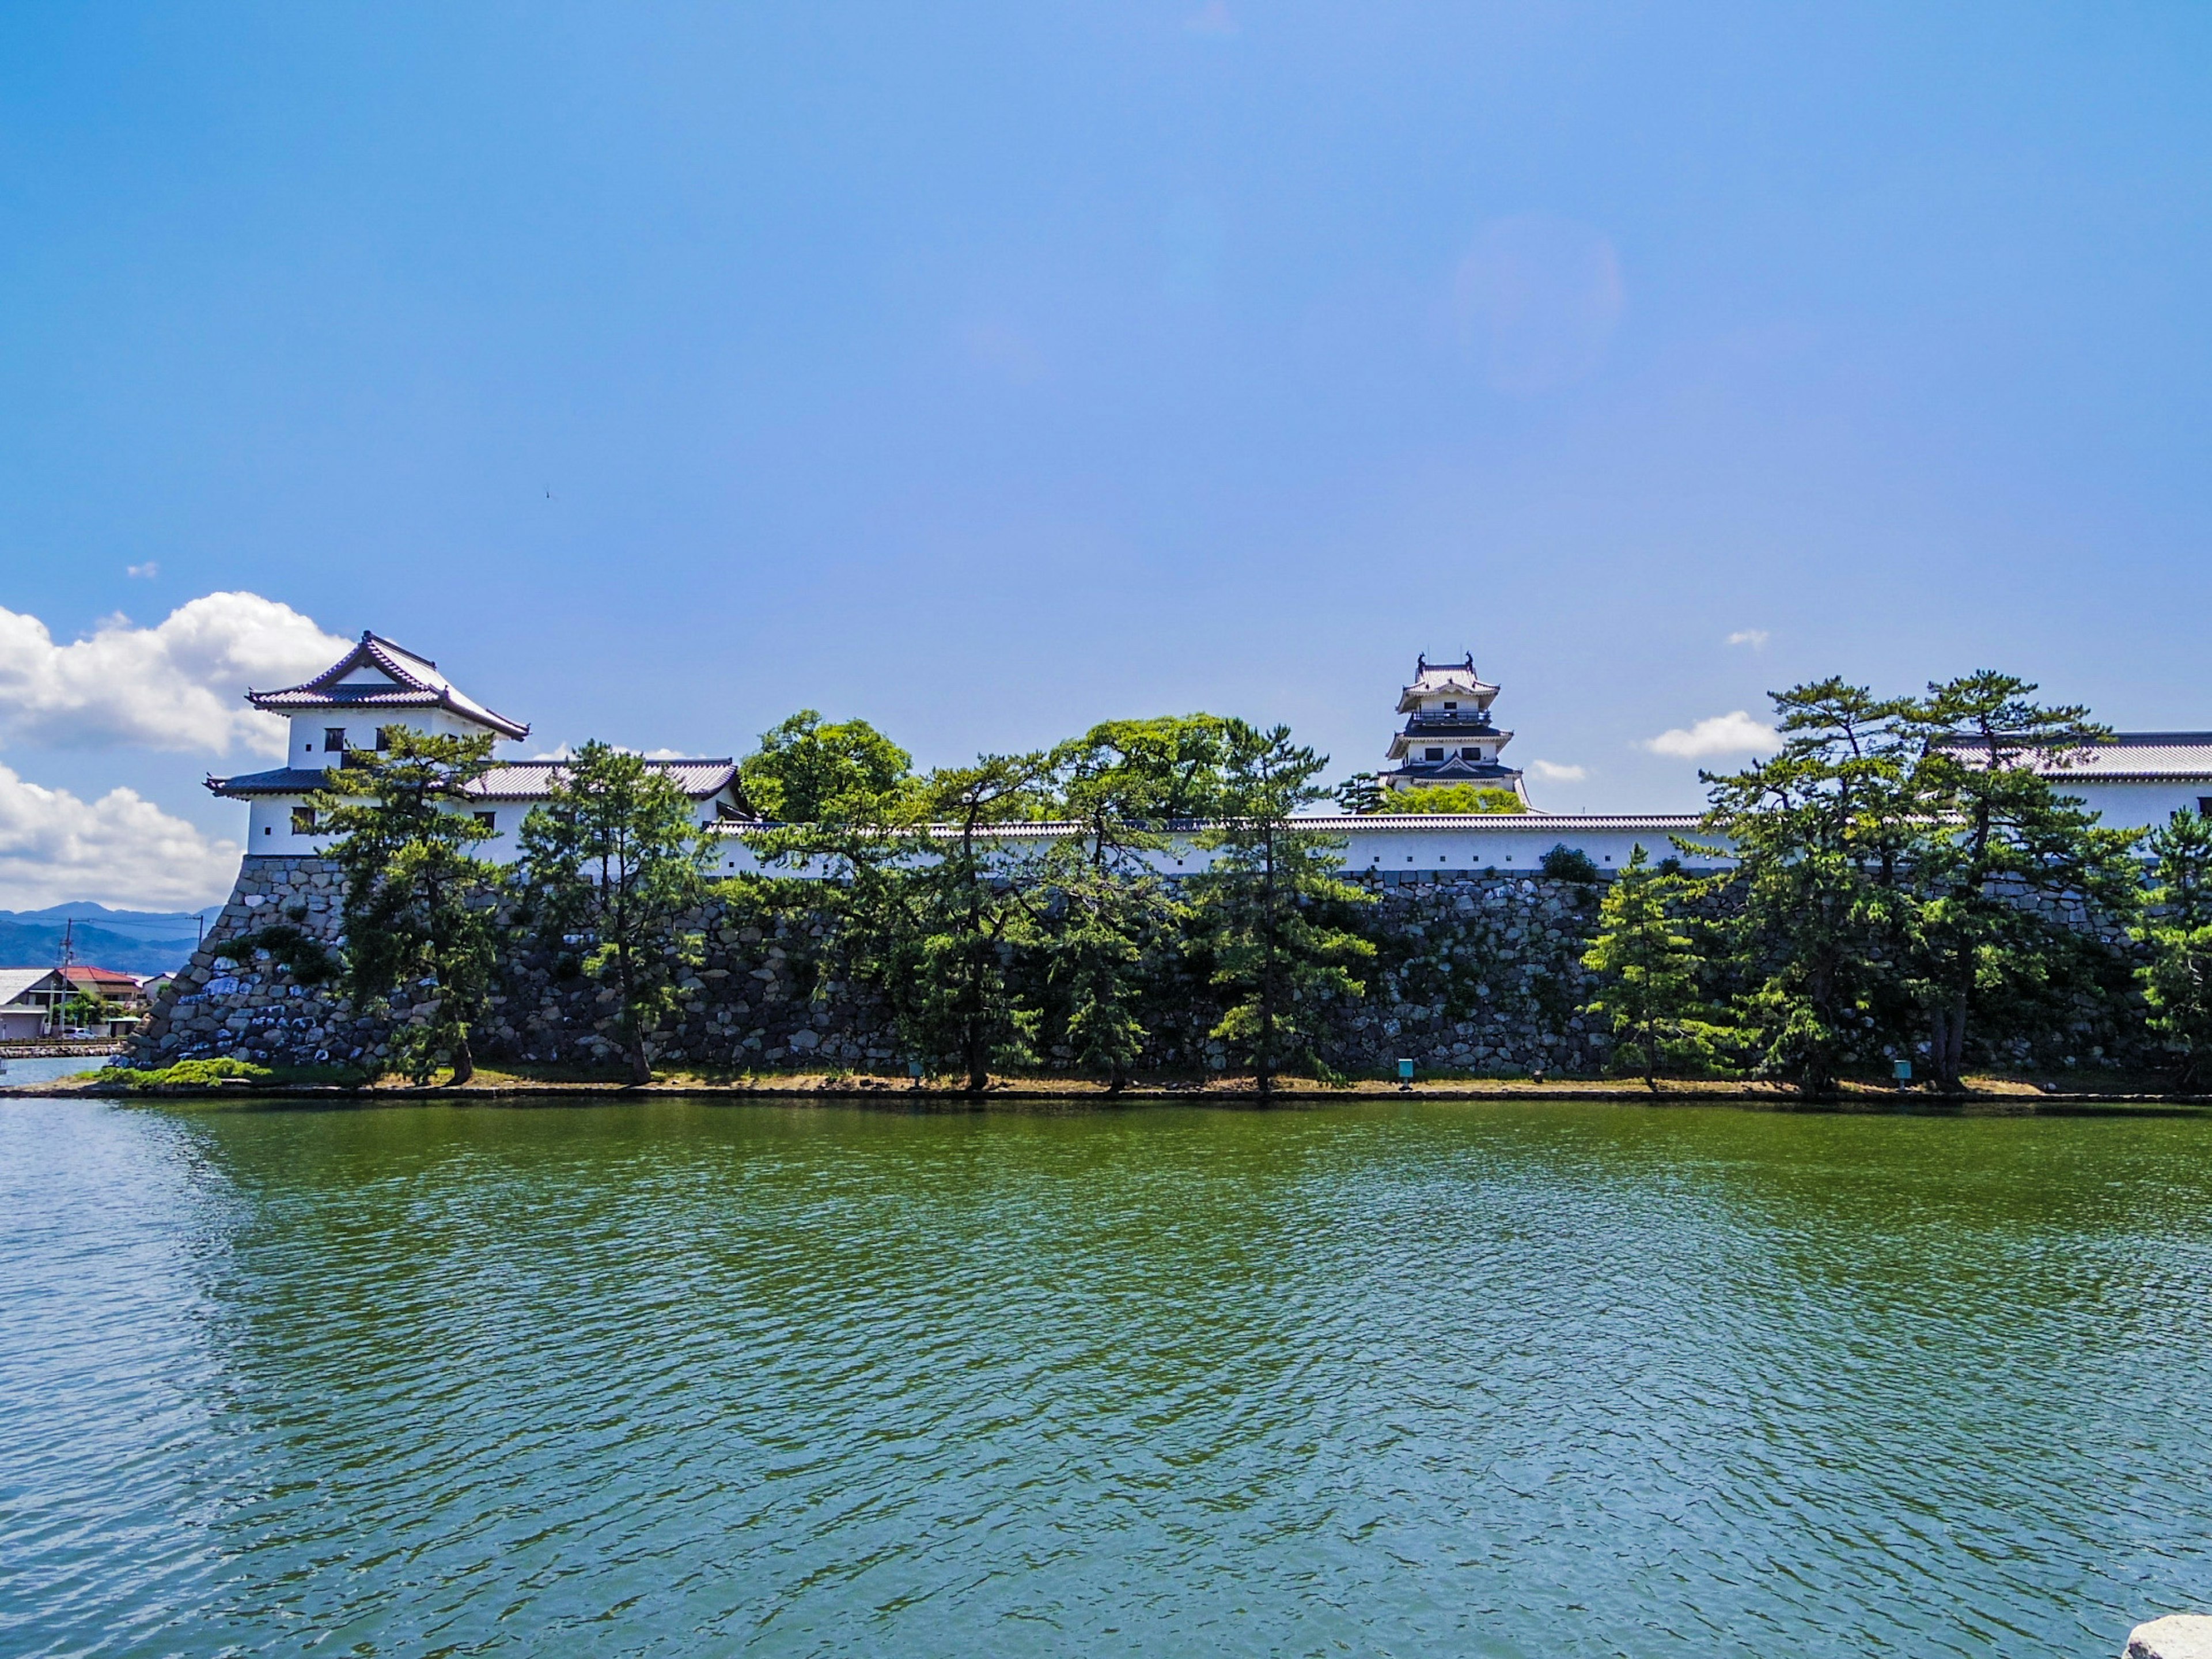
[131,858,1614,1077]
[129,855,2146,1079]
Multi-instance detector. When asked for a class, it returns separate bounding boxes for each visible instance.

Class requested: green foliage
[883,753,1059,1090]
[1696,672,2142,1094]
[2135,808,2212,1089]
[1540,844,1601,882]
[740,710,913,823]
[209,923,337,985]
[60,991,113,1030]
[1899,672,2142,1087]
[1694,679,1915,1094]
[758,745,1057,1091]
[517,741,718,1084]
[1054,714,1233,822]
[1188,720,1376,1097]
[1580,847,1734,1089]
[311,729,502,1086]
[1028,723,1212,1086]
[1377,783,1527,815]
[127,1057,274,1090]
[1334,772,1385,815]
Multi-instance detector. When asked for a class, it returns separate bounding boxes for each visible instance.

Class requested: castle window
[474,812,498,831]
[1425,747,1445,761]
[376,727,392,751]
[323,727,347,752]
[291,807,318,835]
[1461,747,1480,760]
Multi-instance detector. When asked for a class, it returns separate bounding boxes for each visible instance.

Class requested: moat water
[4,1095,2210,1657]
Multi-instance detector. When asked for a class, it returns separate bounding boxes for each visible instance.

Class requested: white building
[2027,733,2212,832]
[203,636,2212,885]
[208,632,748,858]
[0,968,69,1041]
[1379,654,1527,800]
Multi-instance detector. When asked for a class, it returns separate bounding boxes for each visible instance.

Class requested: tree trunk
[628,1028,652,1086]
[449,1031,475,1087]
[1942,983,1969,1090]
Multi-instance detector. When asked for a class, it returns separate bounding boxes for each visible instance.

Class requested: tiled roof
[1944,732,2212,781]
[63,966,143,990]
[209,759,747,804]
[1301,812,1704,832]
[2044,733,2212,779]
[206,767,333,798]
[0,968,64,1006]
[718,813,1706,842]
[1395,717,1504,736]
[1382,753,1523,779]
[247,632,530,740]
[472,760,743,801]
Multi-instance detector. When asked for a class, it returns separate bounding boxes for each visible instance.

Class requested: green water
[4,1097,2210,1657]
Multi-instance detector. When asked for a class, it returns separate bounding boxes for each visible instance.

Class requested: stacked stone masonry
[131,857,1620,1077]
[130,855,2147,1078]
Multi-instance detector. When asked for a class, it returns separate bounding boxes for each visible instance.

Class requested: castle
[128,636,2212,1077]
[209,634,2212,883]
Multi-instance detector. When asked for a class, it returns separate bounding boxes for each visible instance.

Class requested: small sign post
[1397,1058,1414,1092]
[1893,1059,1912,1090]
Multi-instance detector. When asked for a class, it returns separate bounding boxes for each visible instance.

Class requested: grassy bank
[10,1060,2206,1109]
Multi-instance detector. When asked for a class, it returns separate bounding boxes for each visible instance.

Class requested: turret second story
[251,631,531,767]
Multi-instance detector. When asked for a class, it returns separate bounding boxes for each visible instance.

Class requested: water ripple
[3,1099,2211,1656]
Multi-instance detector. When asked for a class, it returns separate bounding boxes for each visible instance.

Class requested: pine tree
[2135,808,2212,1090]
[312,729,501,1086]
[1189,721,1374,1099]
[1580,846,1730,1091]
[1696,680,1918,1096]
[517,741,717,1084]
[1901,673,2143,1089]
[1028,718,1226,1089]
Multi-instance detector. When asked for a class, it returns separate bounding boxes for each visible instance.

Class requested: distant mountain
[0,904,222,977]
[1,902,225,941]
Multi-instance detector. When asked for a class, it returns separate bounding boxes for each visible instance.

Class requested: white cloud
[0,760,241,910]
[126,561,160,579]
[1529,759,1588,782]
[0,592,349,757]
[1725,629,1769,649]
[1645,711,1777,759]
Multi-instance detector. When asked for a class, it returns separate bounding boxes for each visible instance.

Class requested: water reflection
[3,1097,2209,1657]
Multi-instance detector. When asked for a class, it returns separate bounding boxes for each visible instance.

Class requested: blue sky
[3,3,2210,906]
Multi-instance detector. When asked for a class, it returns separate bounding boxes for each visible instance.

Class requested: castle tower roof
[1395,653,1499,715]
[246,631,530,741]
